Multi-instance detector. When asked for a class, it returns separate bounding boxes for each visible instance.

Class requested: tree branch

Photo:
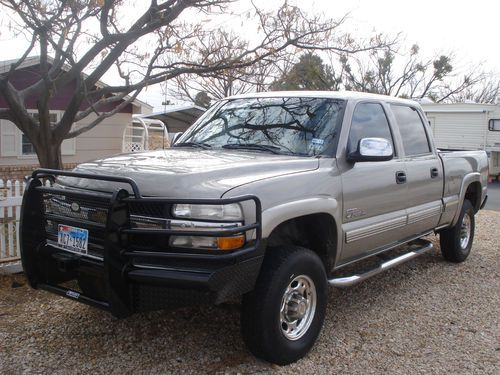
[66,88,143,139]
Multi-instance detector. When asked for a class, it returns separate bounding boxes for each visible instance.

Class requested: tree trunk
[35,141,63,170]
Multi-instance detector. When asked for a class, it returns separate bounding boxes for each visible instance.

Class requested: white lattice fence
[0,179,26,263]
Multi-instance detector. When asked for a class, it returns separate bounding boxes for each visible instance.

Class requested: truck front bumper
[20,169,263,318]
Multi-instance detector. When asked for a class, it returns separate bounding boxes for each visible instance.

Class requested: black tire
[440,199,475,263]
[241,246,327,365]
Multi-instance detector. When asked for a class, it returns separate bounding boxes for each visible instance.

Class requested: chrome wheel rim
[280,274,317,341]
[460,213,471,250]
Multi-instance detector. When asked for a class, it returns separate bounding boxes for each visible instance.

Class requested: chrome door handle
[396,171,406,184]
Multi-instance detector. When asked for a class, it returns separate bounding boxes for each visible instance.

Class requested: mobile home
[421,102,500,177]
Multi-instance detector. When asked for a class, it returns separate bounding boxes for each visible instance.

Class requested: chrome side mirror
[347,137,393,162]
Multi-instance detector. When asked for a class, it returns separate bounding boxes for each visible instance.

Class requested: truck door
[339,102,409,265]
[389,104,443,235]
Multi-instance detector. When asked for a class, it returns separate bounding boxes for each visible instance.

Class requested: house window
[21,134,36,155]
[22,112,59,156]
[489,119,500,131]
[1,111,75,158]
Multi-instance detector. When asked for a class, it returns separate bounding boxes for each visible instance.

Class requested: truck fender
[451,172,480,227]
[261,197,339,238]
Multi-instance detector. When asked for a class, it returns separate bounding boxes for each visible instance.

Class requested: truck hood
[65,149,319,198]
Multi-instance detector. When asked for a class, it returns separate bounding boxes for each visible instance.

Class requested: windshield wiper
[221,143,284,154]
[173,142,211,149]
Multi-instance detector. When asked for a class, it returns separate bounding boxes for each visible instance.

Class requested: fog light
[170,234,245,250]
[170,235,218,249]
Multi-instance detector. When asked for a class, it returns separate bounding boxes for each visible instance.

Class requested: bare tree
[172,30,270,102]
[436,73,500,103]
[0,0,383,169]
[171,20,393,104]
[172,47,300,103]
[336,44,485,102]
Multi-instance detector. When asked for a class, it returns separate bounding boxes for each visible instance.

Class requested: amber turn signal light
[217,235,245,250]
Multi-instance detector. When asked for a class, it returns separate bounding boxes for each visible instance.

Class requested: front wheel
[440,199,475,263]
[241,246,327,365]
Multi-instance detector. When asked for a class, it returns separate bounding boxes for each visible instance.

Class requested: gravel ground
[0,211,499,374]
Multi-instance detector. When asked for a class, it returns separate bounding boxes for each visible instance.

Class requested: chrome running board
[328,239,433,288]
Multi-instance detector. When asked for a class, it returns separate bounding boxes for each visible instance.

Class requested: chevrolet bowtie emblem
[70,202,80,212]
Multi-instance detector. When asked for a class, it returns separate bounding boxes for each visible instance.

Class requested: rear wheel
[241,246,327,365]
[440,199,475,263]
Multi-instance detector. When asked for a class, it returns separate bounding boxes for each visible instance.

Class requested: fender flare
[261,197,339,238]
[451,172,480,227]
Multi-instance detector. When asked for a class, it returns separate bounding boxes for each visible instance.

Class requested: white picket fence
[0,179,26,264]
[0,179,26,263]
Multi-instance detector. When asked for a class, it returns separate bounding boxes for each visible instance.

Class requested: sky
[306,0,498,71]
[0,0,498,111]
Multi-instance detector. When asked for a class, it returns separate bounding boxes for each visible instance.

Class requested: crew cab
[20,92,488,365]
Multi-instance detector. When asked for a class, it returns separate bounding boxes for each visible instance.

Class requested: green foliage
[270,52,338,91]
[194,91,211,108]
[433,56,453,80]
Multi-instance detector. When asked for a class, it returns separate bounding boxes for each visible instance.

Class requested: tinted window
[348,103,394,153]
[391,105,431,155]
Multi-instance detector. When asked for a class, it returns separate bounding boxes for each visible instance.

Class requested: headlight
[172,203,243,221]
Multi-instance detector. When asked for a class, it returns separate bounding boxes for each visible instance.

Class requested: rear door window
[391,105,431,156]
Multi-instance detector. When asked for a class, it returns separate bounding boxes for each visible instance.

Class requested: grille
[42,192,111,259]
[43,194,109,224]
[128,201,169,218]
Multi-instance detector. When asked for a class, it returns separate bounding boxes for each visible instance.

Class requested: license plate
[57,224,89,254]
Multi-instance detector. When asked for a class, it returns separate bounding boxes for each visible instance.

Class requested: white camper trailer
[421,102,500,177]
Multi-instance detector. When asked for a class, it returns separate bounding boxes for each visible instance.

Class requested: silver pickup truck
[20,92,488,365]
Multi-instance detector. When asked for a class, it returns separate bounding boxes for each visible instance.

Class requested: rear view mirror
[347,137,393,162]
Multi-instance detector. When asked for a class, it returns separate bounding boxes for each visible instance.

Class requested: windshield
[176,97,345,156]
